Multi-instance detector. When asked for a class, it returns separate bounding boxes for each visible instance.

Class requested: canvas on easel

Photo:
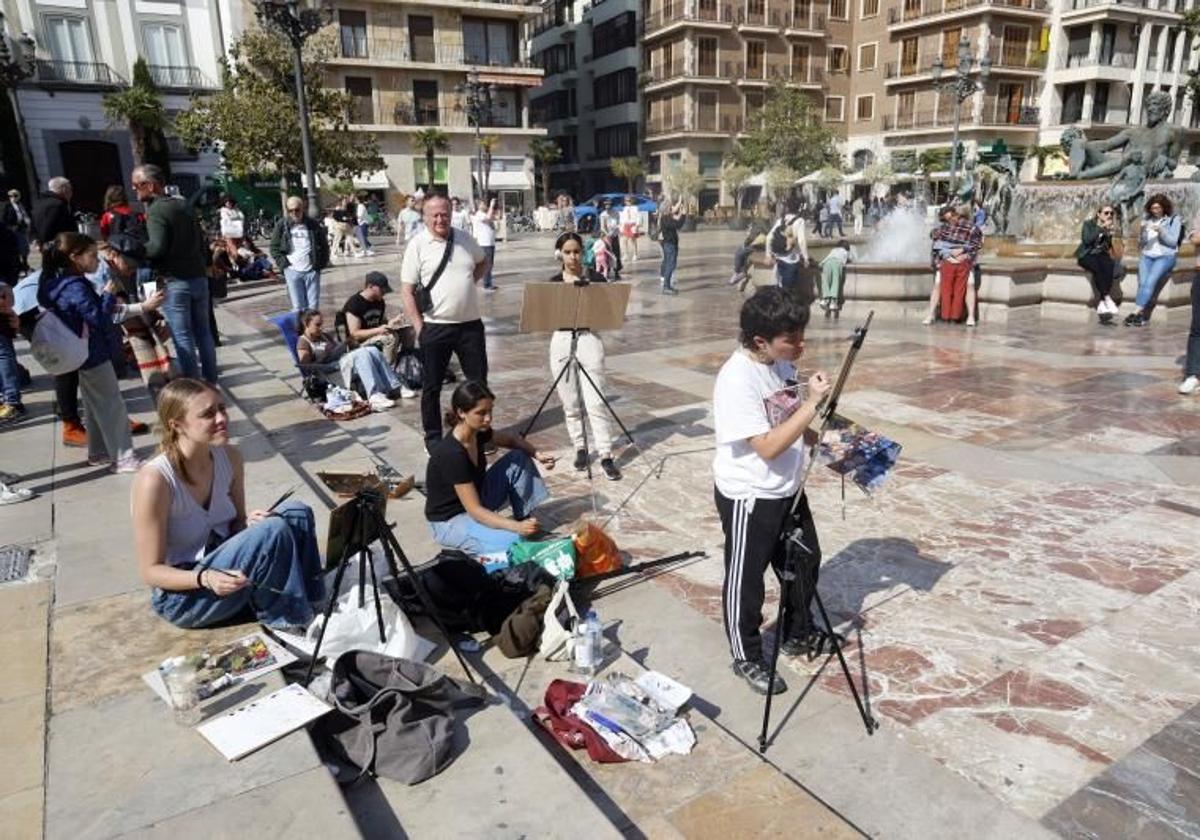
[519,282,632,333]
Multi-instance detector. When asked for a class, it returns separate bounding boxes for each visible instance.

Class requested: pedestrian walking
[134,163,218,382]
[826,192,846,237]
[355,194,376,256]
[658,200,686,295]
[601,199,623,278]
[3,189,31,271]
[618,195,641,261]
[851,195,864,236]
[270,196,331,312]
[1127,193,1182,327]
[472,197,499,291]
[399,196,489,448]
[31,176,75,248]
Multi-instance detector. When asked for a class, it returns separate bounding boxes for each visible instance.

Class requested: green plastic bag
[507,537,576,581]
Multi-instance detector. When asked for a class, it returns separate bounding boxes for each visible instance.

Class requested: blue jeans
[356,223,372,250]
[347,346,400,397]
[660,241,679,288]
[481,245,496,289]
[1186,273,1200,377]
[283,267,320,311]
[0,332,21,405]
[775,259,801,290]
[163,276,218,382]
[428,450,549,555]
[151,501,326,629]
[1136,253,1177,311]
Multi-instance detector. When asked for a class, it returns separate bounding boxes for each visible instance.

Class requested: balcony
[333,38,537,69]
[647,108,749,137]
[986,43,1047,70]
[147,64,216,90]
[31,59,124,88]
[1061,0,1185,14]
[882,104,1040,131]
[887,0,1049,26]
[1056,51,1138,70]
[646,57,823,86]
[353,103,531,130]
[643,4,736,35]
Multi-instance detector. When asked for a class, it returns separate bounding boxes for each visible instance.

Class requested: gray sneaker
[731,659,787,695]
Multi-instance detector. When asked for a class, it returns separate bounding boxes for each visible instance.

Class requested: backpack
[30,308,88,375]
[107,209,147,243]
[769,222,789,256]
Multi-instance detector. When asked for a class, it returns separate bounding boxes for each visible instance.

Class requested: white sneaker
[399,386,417,399]
[368,393,395,412]
[0,483,34,505]
[1179,376,1199,395]
[365,250,376,256]
[1103,297,1118,314]
[922,316,934,326]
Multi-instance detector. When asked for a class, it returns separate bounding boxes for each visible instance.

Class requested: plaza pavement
[2,226,1197,838]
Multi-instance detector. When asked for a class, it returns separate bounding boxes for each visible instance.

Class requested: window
[346,77,373,123]
[413,156,449,187]
[699,152,723,176]
[592,12,636,59]
[793,44,810,79]
[855,94,874,121]
[463,18,516,66]
[594,122,638,158]
[697,90,717,130]
[698,37,718,75]
[858,42,877,71]
[412,79,439,124]
[861,0,880,16]
[593,67,637,109]
[942,29,961,66]
[999,25,1029,67]
[828,45,848,73]
[486,89,520,127]
[824,96,844,121]
[746,41,766,78]
[536,44,574,75]
[830,0,848,19]
[903,0,920,16]
[1092,81,1109,122]
[530,89,575,122]
[408,15,435,63]
[143,23,189,85]
[901,37,918,74]
[1060,82,1084,124]
[339,11,367,58]
[44,16,94,79]
[793,0,812,26]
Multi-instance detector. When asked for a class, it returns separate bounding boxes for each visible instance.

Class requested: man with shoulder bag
[400,196,488,449]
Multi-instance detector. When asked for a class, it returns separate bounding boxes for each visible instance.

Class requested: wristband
[196,568,206,590]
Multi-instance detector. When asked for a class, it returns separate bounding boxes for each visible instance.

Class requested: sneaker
[0,403,26,424]
[731,659,787,695]
[1124,311,1143,326]
[365,250,376,257]
[921,316,934,326]
[129,419,149,435]
[1104,297,1119,315]
[1180,376,1199,395]
[368,393,395,412]
[966,318,976,327]
[87,455,111,467]
[0,483,34,506]
[113,455,143,474]
[600,457,621,481]
[661,286,678,296]
[573,449,588,471]
[62,420,87,448]
[778,634,812,658]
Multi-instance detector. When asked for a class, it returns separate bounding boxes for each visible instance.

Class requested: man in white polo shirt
[400,195,489,447]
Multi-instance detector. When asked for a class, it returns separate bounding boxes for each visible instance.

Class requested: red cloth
[99,205,143,240]
[939,260,971,322]
[532,679,628,763]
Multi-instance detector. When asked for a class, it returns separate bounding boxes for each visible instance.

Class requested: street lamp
[0,10,37,198]
[930,37,990,195]
[254,0,331,218]
[456,71,495,202]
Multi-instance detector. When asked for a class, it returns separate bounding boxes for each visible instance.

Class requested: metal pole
[291,36,320,218]
[948,82,963,196]
[475,120,482,203]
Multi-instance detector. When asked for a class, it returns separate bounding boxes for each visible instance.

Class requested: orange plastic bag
[572,522,621,578]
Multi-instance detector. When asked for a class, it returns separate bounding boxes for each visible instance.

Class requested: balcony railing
[338,38,535,68]
[147,64,216,89]
[883,104,1040,130]
[647,57,823,84]
[648,109,750,136]
[32,59,124,86]
[986,43,1047,69]
[1056,51,1138,70]
[643,3,824,33]
[1064,0,1185,12]
[358,104,527,129]
[888,0,1048,24]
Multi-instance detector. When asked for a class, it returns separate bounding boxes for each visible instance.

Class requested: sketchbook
[197,683,332,761]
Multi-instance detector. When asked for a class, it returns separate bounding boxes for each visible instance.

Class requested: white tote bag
[539,580,580,661]
[30,309,88,376]
[305,586,435,663]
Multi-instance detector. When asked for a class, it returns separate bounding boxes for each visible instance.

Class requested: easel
[517,282,641,483]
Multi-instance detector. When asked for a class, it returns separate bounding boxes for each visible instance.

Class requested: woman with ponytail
[131,378,324,630]
[38,232,140,472]
[424,380,556,555]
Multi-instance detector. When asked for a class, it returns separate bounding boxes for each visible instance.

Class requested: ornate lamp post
[0,11,37,197]
[930,37,990,195]
[456,71,495,202]
[254,0,331,217]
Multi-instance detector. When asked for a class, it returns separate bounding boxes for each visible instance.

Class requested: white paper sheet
[196,683,331,761]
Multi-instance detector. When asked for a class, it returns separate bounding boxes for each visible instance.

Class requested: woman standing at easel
[548,232,621,481]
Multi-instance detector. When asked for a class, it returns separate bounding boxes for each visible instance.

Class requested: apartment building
[7,0,232,212]
[529,0,640,198]
[329,0,545,209]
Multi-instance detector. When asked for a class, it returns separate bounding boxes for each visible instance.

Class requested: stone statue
[1058,91,1182,212]
[985,155,1017,235]
[956,158,977,204]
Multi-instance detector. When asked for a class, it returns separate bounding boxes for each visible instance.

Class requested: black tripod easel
[758,312,879,753]
[519,283,643,481]
[303,488,477,686]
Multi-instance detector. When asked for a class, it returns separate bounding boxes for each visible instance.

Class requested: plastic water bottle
[572,609,602,677]
[160,656,202,726]
[587,609,603,668]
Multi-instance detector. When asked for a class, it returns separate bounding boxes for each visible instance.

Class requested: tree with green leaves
[478,134,500,197]
[175,29,382,210]
[664,158,704,211]
[103,58,169,170]
[412,128,450,194]
[765,164,799,205]
[529,138,561,206]
[611,156,645,195]
[1025,144,1062,179]
[721,162,752,215]
[728,84,839,175]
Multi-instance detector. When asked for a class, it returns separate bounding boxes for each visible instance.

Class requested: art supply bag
[305,586,434,663]
[572,522,621,578]
[315,652,486,785]
[539,580,579,661]
[507,537,576,581]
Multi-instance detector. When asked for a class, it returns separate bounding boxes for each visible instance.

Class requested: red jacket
[99,205,144,240]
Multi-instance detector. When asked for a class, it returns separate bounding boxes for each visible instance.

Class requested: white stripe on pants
[78,363,133,462]
[549,329,613,456]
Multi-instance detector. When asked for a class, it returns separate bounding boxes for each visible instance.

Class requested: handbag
[29,309,88,376]
[313,652,486,785]
[539,580,579,661]
[413,230,455,314]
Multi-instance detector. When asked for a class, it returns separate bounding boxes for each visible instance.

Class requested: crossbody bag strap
[422,229,455,297]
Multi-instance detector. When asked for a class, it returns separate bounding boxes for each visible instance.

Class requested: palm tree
[102,58,167,167]
[411,128,450,194]
[478,134,500,197]
[529,138,561,206]
[1026,144,1061,180]
[611,156,645,195]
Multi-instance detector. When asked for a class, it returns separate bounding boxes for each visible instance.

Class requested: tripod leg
[575,361,637,448]
[758,561,792,754]
[813,588,877,735]
[304,504,361,684]
[370,508,478,685]
[572,359,593,481]
[365,539,387,645]
[520,356,572,438]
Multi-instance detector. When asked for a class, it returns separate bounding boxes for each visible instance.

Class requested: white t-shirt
[712,349,805,500]
[451,208,472,231]
[472,210,497,246]
[400,227,485,324]
[827,194,845,215]
[219,207,244,239]
[619,205,640,231]
[356,203,369,225]
[398,208,421,241]
[288,222,314,272]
